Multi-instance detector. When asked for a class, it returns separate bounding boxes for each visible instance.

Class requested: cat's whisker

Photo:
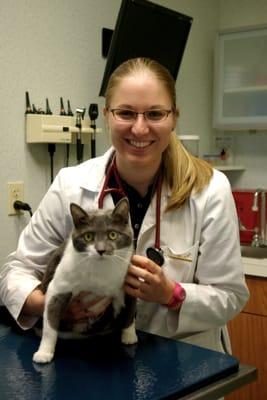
[113,254,131,263]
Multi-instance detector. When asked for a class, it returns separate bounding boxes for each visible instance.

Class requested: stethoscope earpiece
[146,247,165,266]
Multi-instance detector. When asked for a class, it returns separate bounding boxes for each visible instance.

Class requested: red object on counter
[232,190,259,244]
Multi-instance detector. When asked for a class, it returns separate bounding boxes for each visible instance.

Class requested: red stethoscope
[98,155,165,266]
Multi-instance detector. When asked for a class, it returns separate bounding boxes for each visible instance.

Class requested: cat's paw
[121,328,138,345]
[33,350,54,364]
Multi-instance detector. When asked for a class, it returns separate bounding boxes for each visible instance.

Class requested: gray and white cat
[33,197,137,364]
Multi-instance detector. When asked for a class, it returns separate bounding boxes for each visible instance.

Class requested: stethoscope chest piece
[146,247,165,266]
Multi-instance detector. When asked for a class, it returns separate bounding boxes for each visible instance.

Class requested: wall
[155,0,219,154]
[0,0,219,263]
[218,0,267,189]
[0,0,120,260]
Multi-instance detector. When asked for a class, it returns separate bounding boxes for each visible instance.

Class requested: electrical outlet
[8,181,24,215]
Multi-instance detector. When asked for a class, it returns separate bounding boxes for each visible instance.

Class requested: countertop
[242,256,267,278]
[0,319,257,400]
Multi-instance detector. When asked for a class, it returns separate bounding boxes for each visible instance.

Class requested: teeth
[130,140,151,148]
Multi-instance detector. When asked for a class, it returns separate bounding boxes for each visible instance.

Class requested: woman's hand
[21,289,111,322]
[21,288,45,318]
[63,292,112,321]
[124,254,175,305]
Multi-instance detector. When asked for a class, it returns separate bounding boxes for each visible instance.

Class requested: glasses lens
[145,110,169,121]
[113,109,135,121]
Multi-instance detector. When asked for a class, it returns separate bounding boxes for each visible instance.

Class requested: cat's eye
[108,231,118,240]
[84,232,94,242]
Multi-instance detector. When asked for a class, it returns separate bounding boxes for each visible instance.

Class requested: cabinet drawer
[243,276,267,316]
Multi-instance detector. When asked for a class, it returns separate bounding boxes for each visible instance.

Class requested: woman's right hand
[21,289,111,323]
[20,288,45,319]
[63,291,112,321]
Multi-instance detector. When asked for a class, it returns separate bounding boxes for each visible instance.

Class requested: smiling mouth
[127,139,154,148]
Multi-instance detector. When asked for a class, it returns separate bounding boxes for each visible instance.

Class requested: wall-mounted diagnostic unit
[25,114,101,144]
[25,93,101,181]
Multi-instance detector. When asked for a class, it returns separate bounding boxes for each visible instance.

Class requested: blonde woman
[0,58,249,352]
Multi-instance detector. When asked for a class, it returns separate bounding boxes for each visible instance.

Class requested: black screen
[99,0,193,96]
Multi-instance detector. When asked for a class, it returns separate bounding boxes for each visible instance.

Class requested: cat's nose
[97,250,105,256]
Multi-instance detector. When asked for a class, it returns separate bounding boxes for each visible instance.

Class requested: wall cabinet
[213,25,267,130]
[226,276,267,400]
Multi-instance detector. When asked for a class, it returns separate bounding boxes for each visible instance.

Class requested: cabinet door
[244,275,267,316]
[227,312,267,400]
[213,26,267,130]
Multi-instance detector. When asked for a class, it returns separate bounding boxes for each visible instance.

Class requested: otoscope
[89,103,99,158]
[25,91,33,114]
[75,107,86,164]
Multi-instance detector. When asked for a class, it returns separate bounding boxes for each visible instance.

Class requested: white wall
[218,0,267,189]
[0,0,121,259]
[0,0,219,263]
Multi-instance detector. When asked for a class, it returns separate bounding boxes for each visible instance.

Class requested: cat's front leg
[33,321,58,364]
[33,291,72,363]
[120,294,138,345]
[121,319,138,345]
[112,290,125,317]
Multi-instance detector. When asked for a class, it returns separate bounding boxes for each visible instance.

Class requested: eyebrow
[114,104,169,110]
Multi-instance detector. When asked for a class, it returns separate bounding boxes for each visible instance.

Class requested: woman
[0,58,249,352]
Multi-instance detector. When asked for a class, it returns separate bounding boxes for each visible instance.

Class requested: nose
[97,249,105,256]
[131,114,149,135]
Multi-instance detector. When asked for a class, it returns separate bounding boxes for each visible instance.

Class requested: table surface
[0,316,257,400]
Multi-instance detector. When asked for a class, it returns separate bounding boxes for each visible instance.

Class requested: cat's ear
[112,197,129,224]
[70,203,89,227]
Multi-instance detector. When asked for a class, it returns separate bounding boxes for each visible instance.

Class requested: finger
[124,283,150,301]
[125,273,142,289]
[88,297,111,312]
[131,254,160,274]
[72,291,92,304]
[128,265,154,285]
[87,298,111,317]
[63,305,89,321]
[84,295,108,308]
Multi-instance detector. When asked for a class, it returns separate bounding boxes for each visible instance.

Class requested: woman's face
[104,72,177,172]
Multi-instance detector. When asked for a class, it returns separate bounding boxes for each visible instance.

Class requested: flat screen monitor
[99,0,193,96]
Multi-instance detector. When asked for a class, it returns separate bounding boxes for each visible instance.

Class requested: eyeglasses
[108,108,173,123]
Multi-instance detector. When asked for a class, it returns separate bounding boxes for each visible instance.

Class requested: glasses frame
[108,108,173,123]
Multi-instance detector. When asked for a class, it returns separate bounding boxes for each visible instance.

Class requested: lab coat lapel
[79,148,115,209]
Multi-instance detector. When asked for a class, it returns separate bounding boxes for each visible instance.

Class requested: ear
[112,197,130,224]
[103,107,111,133]
[173,108,179,129]
[70,203,89,228]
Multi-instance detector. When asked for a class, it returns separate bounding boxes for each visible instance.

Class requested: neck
[115,157,162,197]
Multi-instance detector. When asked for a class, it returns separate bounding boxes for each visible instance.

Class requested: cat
[33,197,138,364]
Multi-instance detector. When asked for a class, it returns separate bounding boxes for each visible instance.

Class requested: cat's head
[70,198,133,256]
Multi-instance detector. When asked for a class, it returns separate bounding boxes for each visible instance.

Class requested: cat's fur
[33,198,137,364]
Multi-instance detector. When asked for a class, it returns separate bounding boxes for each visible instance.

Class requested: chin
[126,152,159,169]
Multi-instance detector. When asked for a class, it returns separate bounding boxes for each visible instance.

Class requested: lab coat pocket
[161,242,199,283]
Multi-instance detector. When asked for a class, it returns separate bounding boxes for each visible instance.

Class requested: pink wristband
[167,282,186,309]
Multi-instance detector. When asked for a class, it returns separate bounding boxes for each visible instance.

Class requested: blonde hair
[105,57,213,211]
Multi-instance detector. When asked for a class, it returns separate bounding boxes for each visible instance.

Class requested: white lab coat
[0,148,249,352]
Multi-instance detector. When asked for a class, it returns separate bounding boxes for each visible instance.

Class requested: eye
[114,109,135,120]
[146,110,167,121]
[84,232,94,242]
[108,231,118,240]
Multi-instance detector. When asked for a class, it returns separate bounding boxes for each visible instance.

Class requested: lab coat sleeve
[166,171,249,336]
[0,170,71,329]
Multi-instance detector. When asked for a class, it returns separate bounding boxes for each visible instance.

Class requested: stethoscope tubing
[98,155,165,266]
